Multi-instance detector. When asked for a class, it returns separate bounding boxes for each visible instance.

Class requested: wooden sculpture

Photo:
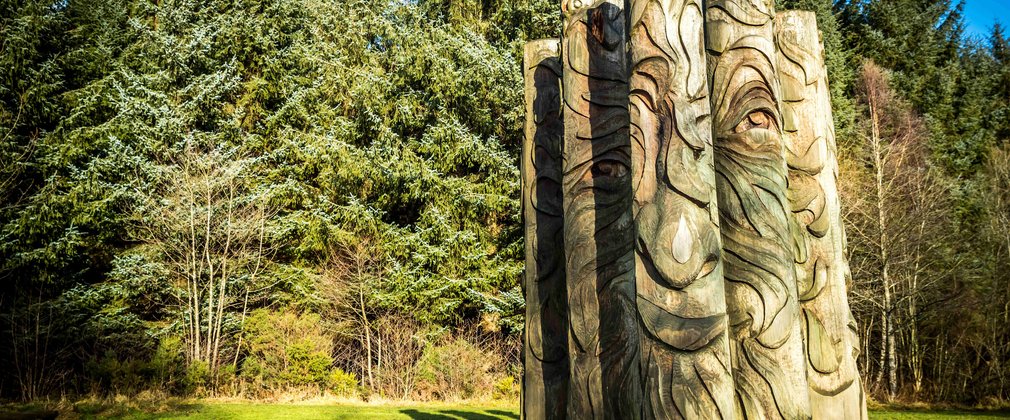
[775,11,868,420]
[520,1,867,418]
[522,39,569,420]
[560,1,641,417]
[628,0,734,418]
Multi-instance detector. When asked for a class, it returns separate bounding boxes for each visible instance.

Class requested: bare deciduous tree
[322,239,383,391]
[135,146,276,384]
[840,60,957,400]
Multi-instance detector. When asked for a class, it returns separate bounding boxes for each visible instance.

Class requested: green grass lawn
[98,405,1010,420]
[869,409,1010,419]
[68,401,521,420]
[7,401,1010,419]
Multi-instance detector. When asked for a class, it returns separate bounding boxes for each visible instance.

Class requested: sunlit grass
[85,402,519,420]
[5,400,1010,419]
[870,408,1010,419]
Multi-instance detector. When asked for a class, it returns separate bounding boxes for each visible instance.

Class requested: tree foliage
[1,0,1009,405]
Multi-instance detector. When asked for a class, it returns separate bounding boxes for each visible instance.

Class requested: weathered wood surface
[520,2,866,418]
[521,39,569,420]
[560,0,640,417]
[705,0,812,418]
[627,0,734,417]
[775,11,868,420]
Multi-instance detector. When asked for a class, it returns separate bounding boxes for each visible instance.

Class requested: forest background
[2,0,1009,406]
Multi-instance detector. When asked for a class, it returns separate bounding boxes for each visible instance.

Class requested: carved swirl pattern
[561,1,641,417]
[627,0,734,418]
[705,0,812,418]
[522,40,570,420]
[775,11,868,420]
[520,2,865,417]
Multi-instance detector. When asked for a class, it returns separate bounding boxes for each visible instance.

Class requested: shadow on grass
[486,410,519,419]
[400,409,453,420]
[400,409,519,420]
[0,410,58,420]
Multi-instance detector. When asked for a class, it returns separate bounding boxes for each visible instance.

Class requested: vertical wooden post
[705,0,812,417]
[775,11,868,420]
[627,0,735,417]
[521,38,569,420]
[561,0,640,417]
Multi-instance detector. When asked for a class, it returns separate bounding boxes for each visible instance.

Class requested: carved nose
[672,214,693,264]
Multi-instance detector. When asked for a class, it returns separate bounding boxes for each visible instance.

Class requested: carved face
[561,0,633,293]
[628,0,726,351]
[711,58,796,344]
[560,3,643,416]
[706,3,814,418]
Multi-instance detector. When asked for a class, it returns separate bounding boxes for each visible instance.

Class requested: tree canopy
[2,0,1009,404]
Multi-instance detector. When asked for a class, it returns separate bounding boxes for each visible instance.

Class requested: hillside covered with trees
[1,0,1008,405]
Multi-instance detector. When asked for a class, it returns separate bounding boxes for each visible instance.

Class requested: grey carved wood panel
[775,11,868,420]
[627,0,734,418]
[560,1,641,417]
[521,39,569,420]
[704,0,812,418]
[519,2,868,418]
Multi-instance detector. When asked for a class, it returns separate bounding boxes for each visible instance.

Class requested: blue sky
[963,0,1009,40]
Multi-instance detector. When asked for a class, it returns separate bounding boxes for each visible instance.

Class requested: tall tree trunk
[875,311,886,389]
[359,282,373,390]
[869,75,897,400]
[909,219,925,394]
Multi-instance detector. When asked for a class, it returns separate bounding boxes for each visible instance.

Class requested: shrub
[360,314,426,400]
[183,361,211,396]
[85,351,145,395]
[238,308,358,397]
[282,340,333,386]
[493,375,519,400]
[415,337,496,400]
[328,368,359,397]
[147,336,185,392]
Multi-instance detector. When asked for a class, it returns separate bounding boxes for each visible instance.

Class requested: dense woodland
[1,0,1008,405]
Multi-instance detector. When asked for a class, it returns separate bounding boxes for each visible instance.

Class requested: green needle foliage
[2,0,1010,405]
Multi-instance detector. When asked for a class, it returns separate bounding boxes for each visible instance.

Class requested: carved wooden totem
[520,1,867,418]
[704,0,812,418]
[628,0,734,418]
[522,39,569,420]
[560,1,641,417]
[775,11,868,420]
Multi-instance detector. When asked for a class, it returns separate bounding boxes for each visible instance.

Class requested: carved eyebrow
[590,135,632,166]
[733,83,776,115]
[710,60,777,122]
[721,79,779,134]
[564,135,631,178]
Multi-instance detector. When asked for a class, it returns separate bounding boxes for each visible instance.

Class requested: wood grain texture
[705,0,812,418]
[522,4,866,417]
[774,11,868,420]
[627,0,734,418]
[522,39,569,420]
[561,1,641,417]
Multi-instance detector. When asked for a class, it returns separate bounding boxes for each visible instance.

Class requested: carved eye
[733,110,776,133]
[591,159,629,179]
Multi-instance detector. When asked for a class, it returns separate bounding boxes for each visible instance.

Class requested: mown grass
[2,400,522,420]
[79,402,519,419]
[870,408,1010,419]
[5,401,1010,419]
[88,404,1010,419]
